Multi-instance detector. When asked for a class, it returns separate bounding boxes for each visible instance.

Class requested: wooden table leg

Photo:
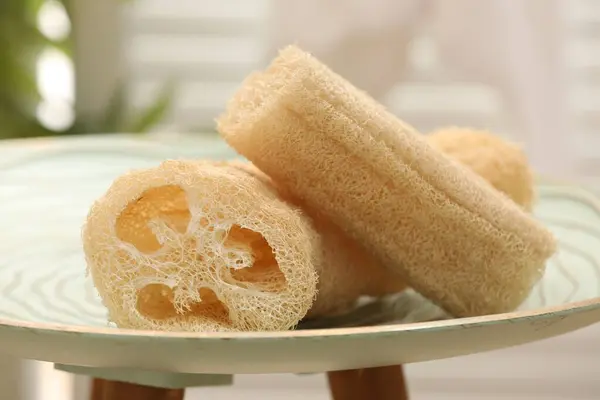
[90,378,185,400]
[327,365,408,400]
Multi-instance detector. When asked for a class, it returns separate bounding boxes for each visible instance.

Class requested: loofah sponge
[82,160,322,332]
[427,127,535,210]
[217,45,557,317]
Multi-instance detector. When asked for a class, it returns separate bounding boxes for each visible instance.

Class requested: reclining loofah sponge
[427,127,535,210]
[217,45,557,317]
[82,160,407,331]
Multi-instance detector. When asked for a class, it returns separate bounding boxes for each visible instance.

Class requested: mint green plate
[0,134,599,375]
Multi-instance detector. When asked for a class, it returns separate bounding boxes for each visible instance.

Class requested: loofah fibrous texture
[427,127,535,210]
[217,45,557,318]
[82,160,321,332]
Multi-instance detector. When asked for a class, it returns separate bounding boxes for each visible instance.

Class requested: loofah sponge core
[82,160,318,332]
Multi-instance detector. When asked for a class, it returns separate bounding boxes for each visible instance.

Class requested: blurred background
[2,0,600,399]
[0,0,600,178]
[4,0,600,179]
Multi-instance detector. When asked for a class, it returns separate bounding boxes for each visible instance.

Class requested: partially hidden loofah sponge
[82,160,322,332]
[217,45,557,317]
[427,127,535,210]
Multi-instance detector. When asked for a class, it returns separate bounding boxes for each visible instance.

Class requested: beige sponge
[217,45,557,317]
[428,127,535,210]
[82,160,321,332]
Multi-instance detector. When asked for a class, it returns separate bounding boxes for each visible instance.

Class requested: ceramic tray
[0,134,599,375]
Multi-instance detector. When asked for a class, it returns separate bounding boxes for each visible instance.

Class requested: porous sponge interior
[116,185,190,253]
[225,225,287,292]
[114,184,287,325]
[136,284,230,322]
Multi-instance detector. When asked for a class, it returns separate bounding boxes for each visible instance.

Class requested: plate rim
[0,295,599,342]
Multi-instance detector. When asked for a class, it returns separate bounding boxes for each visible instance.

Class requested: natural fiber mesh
[427,127,535,211]
[82,160,319,332]
[225,160,407,318]
[217,45,557,317]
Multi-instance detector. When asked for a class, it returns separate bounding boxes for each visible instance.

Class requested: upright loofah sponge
[82,160,321,332]
[427,127,535,210]
[217,45,557,317]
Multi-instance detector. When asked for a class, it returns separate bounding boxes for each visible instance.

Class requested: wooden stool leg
[327,365,408,400]
[90,378,185,400]
[90,378,105,400]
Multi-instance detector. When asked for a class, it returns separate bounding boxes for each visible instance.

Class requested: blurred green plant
[0,0,173,139]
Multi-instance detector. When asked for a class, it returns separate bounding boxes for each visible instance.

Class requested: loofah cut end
[82,161,318,332]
